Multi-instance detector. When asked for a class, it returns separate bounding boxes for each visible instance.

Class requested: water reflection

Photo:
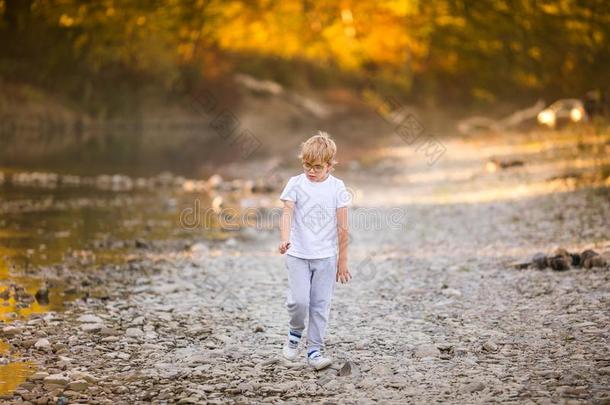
[0,319,37,395]
[0,183,219,293]
[0,180,228,395]
[0,361,37,395]
[0,257,81,321]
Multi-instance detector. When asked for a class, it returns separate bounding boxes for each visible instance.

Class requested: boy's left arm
[336,206,351,283]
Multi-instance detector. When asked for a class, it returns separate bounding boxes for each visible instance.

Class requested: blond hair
[298,131,338,167]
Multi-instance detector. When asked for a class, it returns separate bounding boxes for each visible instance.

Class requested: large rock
[532,253,548,270]
[28,372,49,381]
[2,326,22,336]
[69,371,98,383]
[549,255,570,271]
[581,249,606,268]
[43,373,70,386]
[67,380,88,392]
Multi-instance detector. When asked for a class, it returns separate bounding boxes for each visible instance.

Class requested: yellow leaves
[541,3,560,15]
[59,14,74,27]
[472,88,496,103]
[340,8,354,23]
[437,51,459,73]
[205,0,431,72]
[341,8,356,38]
[592,30,604,46]
[528,46,542,61]
[323,23,360,69]
[515,71,540,88]
[360,21,409,66]
[562,56,575,73]
[435,15,465,27]
[177,43,194,62]
[380,0,419,16]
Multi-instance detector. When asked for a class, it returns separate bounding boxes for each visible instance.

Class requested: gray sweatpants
[285,254,337,353]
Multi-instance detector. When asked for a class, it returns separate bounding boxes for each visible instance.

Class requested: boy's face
[302,160,331,182]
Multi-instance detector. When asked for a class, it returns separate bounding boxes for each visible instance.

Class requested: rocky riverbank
[0,129,609,403]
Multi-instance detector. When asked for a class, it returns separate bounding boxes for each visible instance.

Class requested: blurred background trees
[1,0,608,117]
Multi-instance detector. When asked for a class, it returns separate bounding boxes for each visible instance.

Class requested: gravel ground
[1,132,609,404]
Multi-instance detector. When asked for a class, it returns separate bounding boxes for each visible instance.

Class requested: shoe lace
[288,339,299,349]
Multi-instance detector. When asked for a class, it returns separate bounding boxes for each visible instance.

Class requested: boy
[278,131,352,371]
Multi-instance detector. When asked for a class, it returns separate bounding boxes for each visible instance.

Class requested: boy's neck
[312,172,330,182]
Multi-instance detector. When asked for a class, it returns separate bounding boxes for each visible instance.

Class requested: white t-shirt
[279,173,351,259]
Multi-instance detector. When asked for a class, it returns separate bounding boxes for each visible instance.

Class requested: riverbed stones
[527,248,607,271]
[1,144,609,403]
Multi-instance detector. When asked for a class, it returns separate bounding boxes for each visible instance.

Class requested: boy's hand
[278,241,291,254]
[336,263,352,284]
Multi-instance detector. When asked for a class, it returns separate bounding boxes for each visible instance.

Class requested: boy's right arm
[279,200,294,254]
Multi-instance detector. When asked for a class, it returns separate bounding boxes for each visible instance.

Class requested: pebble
[1,142,608,403]
[482,341,498,352]
[34,338,51,350]
[463,380,486,393]
[81,323,103,332]
[125,327,144,337]
[77,314,104,323]
[337,361,353,377]
[43,374,70,386]
[2,326,22,335]
[414,344,439,358]
[67,380,88,392]
[29,372,49,381]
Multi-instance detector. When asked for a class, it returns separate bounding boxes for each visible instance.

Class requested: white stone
[125,327,143,337]
[43,373,70,386]
[77,314,104,323]
[67,379,88,391]
[81,323,103,332]
[34,338,51,350]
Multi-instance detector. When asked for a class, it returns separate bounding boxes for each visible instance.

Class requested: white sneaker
[307,350,332,370]
[282,332,301,361]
